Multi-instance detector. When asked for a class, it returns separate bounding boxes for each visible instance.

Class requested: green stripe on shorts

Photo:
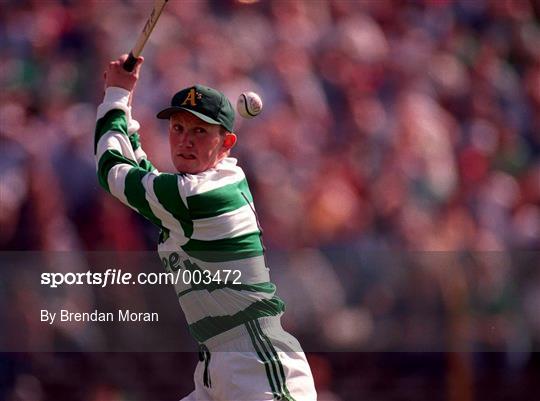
[246,321,280,399]
[254,319,295,401]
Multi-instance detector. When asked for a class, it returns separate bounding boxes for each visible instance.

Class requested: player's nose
[176,131,193,147]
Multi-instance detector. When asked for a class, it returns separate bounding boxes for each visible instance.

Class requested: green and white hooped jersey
[95,87,285,343]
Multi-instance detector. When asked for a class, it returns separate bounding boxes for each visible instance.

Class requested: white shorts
[180,317,317,401]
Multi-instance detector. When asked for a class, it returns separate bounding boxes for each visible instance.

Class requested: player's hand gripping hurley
[123,0,168,72]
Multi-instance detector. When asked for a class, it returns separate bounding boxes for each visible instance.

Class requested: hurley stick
[123,0,168,71]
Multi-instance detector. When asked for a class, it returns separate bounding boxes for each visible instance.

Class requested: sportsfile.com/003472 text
[40,269,242,288]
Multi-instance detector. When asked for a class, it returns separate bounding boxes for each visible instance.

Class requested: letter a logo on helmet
[182,88,198,106]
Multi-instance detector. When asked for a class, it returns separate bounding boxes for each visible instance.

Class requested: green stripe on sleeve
[187,178,253,219]
[138,158,156,173]
[94,109,128,153]
[153,173,193,237]
[182,232,263,262]
[129,132,141,150]
[124,168,163,228]
[188,296,285,342]
[97,149,138,193]
[129,133,156,172]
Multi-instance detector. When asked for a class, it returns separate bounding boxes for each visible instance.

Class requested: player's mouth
[178,153,196,160]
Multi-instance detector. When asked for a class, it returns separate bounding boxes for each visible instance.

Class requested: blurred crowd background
[1,0,539,400]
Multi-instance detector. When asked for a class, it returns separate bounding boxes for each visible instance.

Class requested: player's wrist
[100,87,139,135]
[104,86,132,102]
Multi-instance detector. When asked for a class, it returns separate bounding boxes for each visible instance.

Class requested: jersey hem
[202,315,284,351]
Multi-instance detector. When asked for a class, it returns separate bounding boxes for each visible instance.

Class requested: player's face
[168,111,228,174]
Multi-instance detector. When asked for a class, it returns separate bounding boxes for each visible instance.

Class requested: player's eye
[193,127,206,134]
[172,124,183,132]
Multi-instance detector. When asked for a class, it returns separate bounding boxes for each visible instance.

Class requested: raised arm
[94,55,190,237]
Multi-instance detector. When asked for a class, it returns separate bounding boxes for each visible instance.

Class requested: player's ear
[222,132,237,150]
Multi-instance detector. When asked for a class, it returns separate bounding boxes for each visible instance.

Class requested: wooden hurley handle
[123,0,168,71]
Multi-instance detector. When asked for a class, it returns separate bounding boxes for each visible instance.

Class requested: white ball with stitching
[237,91,263,118]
